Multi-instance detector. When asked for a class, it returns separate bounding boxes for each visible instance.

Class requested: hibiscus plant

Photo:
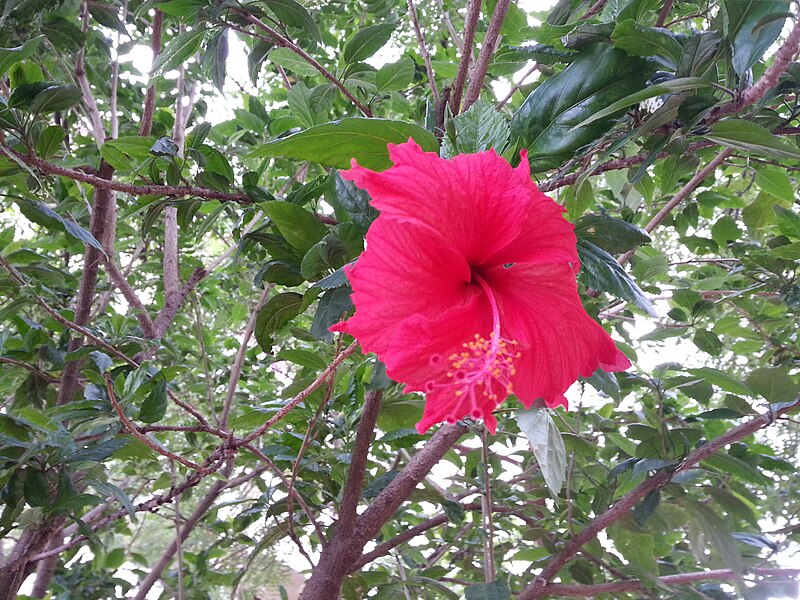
[0,0,799,599]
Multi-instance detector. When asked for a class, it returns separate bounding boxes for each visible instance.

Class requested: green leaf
[14,197,104,252]
[773,206,800,240]
[311,287,353,342]
[343,23,396,64]
[577,239,655,315]
[574,214,650,254]
[571,76,711,130]
[151,28,205,75]
[515,408,566,498]
[724,0,791,75]
[755,167,795,202]
[608,522,658,572]
[511,43,654,172]
[701,451,769,486]
[65,438,129,464]
[88,3,128,35]
[35,125,65,158]
[685,368,754,397]
[249,118,439,170]
[442,99,510,156]
[464,579,511,600]
[264,201,328,254]
[377,392,424,431]
[710,215,742,245]
[684,499,743,575]
[332,171,377,232]
[254,292,305,351]
[267,47,320,77]
[705,119,800,160]
[138,376,167,424]
[101,136,155,171]
[87,478,137,520]
[23,469,50,508]
[262,0,321,42]
[376,57,415,91]
[8,82,82,113]
[0,36,44,78]
[150,137,179,157]
[746,367,800,403]
[611,19,683,65]
[693,329,724,356]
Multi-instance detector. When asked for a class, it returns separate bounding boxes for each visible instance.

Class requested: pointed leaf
[516,408,567,498]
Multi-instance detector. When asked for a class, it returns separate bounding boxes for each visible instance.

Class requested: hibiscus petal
[484,262,630,408]
[341,140,535,266]
[332,217,472,359]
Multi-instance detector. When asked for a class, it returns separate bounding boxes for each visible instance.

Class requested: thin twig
[230,9,373,117]
[450,0,481,113]
[406,0,440,106]
[105,373,202,471]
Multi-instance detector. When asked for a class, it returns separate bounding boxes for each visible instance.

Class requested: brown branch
[139,10,164,137]
[239,342,359,445]
[105,373,203,471]
[0,357,58,383]
[103,256,157,338]
[6,147,251,203]
[56,164,116,405]
[543,568,800,597]
[581,0,608,20]
[220,286,271,429]
[518,399,800,599]
[655,0,674,27]
[76,1,106,146]
[496,62,539,110]
[450,0,481,113]
[230,9,373,117]
[406,0,440,106]
[463,0,511,111]
[338,390,383,536]
[618,147,733,265]
[349,514,449,572]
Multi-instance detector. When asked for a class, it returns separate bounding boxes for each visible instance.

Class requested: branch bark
[140,10,164,137]
[462,0,511,111]
[450,0,481,113]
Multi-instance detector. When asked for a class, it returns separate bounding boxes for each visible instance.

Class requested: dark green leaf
[376,58,415,91]
[87,478,137,520]
[442,99,510,156]
[138,376,167,423]
[14,197,104,252]
[151,28,205,75]
[23,469,49,507]
[255,292,305,351]
[693,329,724,356]
[249,118,439,170]
[262,0,321,42]
[65,438,129,463]
[724,0,790,75]
[0,36,44,77]
[577,239,655,315]
[311,287,353,342]
[465,579,511,600]
[36,125,65,158]
[611,20,683,65]
[511,44,654,172]
[773,206,800,239]
[747,367,800,403]
[574,214,650,254]
[264,201,328,254]
[332,171,376,232]
[343,23,396,64]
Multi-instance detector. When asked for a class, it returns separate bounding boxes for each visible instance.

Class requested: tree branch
[518,399,800,599]
[338,390,383,536]
[3,147,251,202]
[619,147,733,265]
[463,0,510,111]
[349,514,449,572]
[139,10,164,137]
[449,0,481,113]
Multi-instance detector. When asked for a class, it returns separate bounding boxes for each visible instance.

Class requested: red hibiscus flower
[331,140,630,434]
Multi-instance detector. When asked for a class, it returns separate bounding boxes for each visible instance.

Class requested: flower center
[441,274,520,419]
